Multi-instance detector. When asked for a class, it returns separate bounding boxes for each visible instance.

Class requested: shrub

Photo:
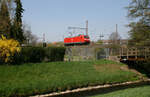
[21,47,45,63]
[142,59,150,73]
[45,47,66,62]
[12,46,66,64]
[0,35,21,64]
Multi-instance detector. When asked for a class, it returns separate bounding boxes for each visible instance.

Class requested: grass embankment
[0,60,141,97]
[91,85,150,97]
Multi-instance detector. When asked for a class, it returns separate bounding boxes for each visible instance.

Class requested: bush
[142,59,150,73]
[22,47,45,63]
[0,35,21,64]
[45,47,66,62]
[12,46,66,64]
[129,59,150,77]
[10,47,45,64]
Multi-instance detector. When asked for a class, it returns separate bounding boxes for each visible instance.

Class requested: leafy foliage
[19,47,45,63]
[11,46,66,64]
[0,35,21,64]
[11,0,25,43]
[128,21,150,46]
[45,47,66,62]
[127,0,150,46]
[0,0,11,38]
[127,0,150,20]
[0,0,25,43]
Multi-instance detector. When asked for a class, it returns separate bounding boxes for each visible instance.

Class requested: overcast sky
[22,0,131,42]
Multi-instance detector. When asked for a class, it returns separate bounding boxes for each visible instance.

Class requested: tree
[11,0,25,43]
[0,0,11,38]
[128,21,150,46]
[109,32,121,45]
[23,24,38,46]
[0,0,26,44]
[127,0,150,46]
[108,32,121,56]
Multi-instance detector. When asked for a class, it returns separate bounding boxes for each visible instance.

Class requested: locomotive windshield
[84,35,89,39]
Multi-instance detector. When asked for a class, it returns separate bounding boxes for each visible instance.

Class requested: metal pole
[116,24,118,33]
[86,20,88,35]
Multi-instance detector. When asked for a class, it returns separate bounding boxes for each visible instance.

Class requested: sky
[22,0,131,42]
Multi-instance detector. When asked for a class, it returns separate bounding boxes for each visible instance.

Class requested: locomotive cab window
[84,36,89,39]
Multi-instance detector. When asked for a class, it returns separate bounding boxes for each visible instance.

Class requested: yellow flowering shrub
[0,35,21,63]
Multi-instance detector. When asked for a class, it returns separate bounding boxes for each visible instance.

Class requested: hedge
[126,60,150,77]
[138,61,150,76]
[10,46,66,64]
[45,47,66,62]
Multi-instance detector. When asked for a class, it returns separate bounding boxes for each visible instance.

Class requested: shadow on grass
[123,61,150,78]
[53,82,150,97]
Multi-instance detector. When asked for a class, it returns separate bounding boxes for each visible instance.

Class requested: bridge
[65,44,150,62]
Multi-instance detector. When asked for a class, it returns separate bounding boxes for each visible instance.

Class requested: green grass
[0,60,140,97]
[90,85,150,97]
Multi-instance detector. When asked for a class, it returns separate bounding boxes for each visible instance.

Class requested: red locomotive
[64,34,90,46]
[64,21,90,46]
